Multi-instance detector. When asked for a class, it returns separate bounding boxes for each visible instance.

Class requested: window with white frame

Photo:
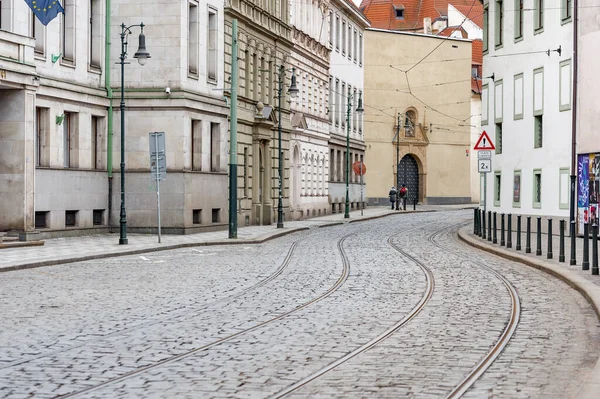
[89,0,102,68]
[207,8,218,82]
[61,0,76,63]
[188,1,199,75]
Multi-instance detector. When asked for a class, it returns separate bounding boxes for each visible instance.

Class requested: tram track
[428,225,521,399]
[56,234,354,398]
[269,226,438,398]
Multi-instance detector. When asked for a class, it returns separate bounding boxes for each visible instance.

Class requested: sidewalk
[0,205,454,273]
[458,226,600,399]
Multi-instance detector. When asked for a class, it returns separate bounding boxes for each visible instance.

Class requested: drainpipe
[569,0,578,265]
[105,0,114,227]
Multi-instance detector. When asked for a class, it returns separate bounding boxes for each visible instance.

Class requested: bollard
[413,198,416,210]
[559,220,565,262]
[507,214,512,248]
[480,210,484,237]
[474,209,479,236]
[593,222,599,276]
[493,212,498,244]
[582,221,589,270]
[570,220,577,266]
[536,217,542,256]
[403,198,406,211]
[488,211,492,241]
[547,219,553,259]
[500,213,506,246]
[516,215,522,251]
[526,216,532,253]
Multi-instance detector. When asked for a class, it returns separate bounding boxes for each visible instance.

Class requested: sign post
[474,131,495,220]
[149,132,166,243]
[353,161,367,216]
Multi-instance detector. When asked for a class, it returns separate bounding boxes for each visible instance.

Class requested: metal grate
[65,210,78,227]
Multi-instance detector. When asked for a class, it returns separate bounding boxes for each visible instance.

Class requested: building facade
[328,0,369,213]
[288,0,331,219]
[224,0,294,227]
[363,29,472,204]
[481,0,573,218]
[0,0,230,237]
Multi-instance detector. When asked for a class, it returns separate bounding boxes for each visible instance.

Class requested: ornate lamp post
[345,90,364,218]
[276,65,299,228]
[118,23,150,245]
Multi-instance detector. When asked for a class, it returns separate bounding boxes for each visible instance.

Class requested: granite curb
[457,226,600,399]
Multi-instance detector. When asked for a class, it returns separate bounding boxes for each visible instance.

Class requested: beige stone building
[363,29,472,204]
[224,1,294,226]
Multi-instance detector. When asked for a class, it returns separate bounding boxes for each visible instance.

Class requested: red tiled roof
[437,25,467,38]
[471,77,482,94]
[359,0,479,31]
[472,38,483,65]
[451,3,484,29]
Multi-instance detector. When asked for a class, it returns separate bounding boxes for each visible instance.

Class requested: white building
[288,0,331,219]
[327,0,369,214]
[0,0,229,237]
[481,0,573,218]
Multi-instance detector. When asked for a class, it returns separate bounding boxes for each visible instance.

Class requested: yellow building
[364,29,472,205]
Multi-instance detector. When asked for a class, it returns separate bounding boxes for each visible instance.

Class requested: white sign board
[149,132,166,181]
[478,158,492,173]
[477,150,492,159]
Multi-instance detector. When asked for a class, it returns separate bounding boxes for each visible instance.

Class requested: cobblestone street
[1,210,599,398]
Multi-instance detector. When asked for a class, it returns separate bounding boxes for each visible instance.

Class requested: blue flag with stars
[24,0,65,26]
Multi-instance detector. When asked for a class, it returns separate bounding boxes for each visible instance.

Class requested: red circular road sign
[353,161,367,175]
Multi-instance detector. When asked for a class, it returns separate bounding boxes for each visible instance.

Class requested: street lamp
[275,65,299,228]
[345,90,364,218]
[118,23,150,245]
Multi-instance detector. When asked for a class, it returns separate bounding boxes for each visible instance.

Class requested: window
[329,11,333,47]
[534,115,543,148]
[35,108,50,167]
[335,79,340,126]
[513,171,521,207]
[32,10,45,55]
[533,170,542,208]
[352,88,357,132]
[559,168,570,209]
[483,5,489,52]
[91,116,100,169]
[494,80,503,123]
[93,209,104,225]
[481,83,489,125]
[335,15,340,51]
[188,1,199,75]
[89,0,102,68]
[359,34,363,65]
[405,110,416,137]
[514,73,524,119]
[494,172,501,206]
[210,122,220,172]
[65,210,78,227]
[514,0,523,40]
[207,8,218,82]
[212,208,220,223]
[341,82,346,128]
[495,0,503,47]
[559,59,572,111]
[562,0,572,22]
[534,0,544,31]
[193,209,202,224]
[61,0,75,63]
[341,20,346,55]
[395,7,404,19]
[358,90,363,133]
[353,30,357,62]
[191,119,202,171]
[63,113,72,168]
[35,211,49,229]
[244,50,250,97]
[348,25,352,60]
[495,123,502,154]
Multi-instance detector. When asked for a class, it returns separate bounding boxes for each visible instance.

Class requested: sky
[351,0,361,6]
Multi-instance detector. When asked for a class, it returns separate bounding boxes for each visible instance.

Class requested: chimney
[424,18,432,35]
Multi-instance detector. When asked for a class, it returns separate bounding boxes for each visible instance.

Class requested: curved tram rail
[57,234,354,398]
[269,229,437,398]
[2,241,301,370]
[429,226,521,399]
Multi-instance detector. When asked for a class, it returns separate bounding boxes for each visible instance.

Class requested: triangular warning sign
[474,130,496,150]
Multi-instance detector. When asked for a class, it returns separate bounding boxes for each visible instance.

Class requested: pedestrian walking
[389,186,397,210]
[399,184,408,210]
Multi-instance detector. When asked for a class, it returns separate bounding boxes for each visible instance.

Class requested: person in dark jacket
[389,186,397,210]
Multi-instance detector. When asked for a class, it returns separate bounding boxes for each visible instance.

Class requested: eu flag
[24,0,65,26]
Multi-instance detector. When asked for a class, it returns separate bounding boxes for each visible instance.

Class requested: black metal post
[413,198,416,210]
[547,218,553,259]
[583,221,589,270]
[593,222,599,275]
[277,66,284,228]
[481,210,486,238]
[488,211,492,242]
[507,214,512,248]
[493,212,497,244]
[536,217,542,256]
[526,216,532,253]
[516,215,522,250]
[474,208,478,235]
[119,24,128,245]
[559,220,565,262]
[500,213,505,246]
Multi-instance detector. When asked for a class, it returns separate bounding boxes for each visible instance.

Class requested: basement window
[395,7,405,20]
